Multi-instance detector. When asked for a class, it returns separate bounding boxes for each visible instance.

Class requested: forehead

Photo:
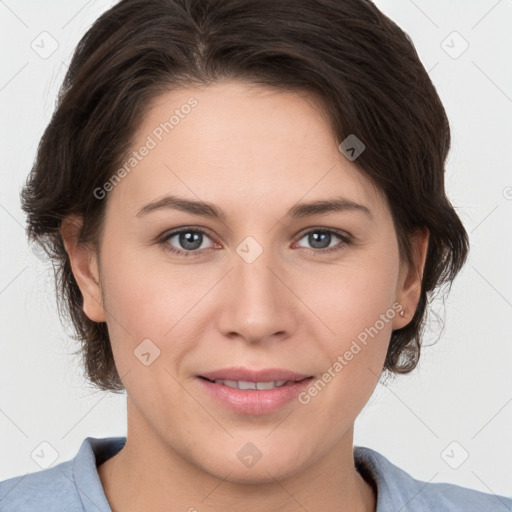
[107,80,386,220]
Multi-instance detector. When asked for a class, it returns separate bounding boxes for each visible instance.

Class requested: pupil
[180,231,202,250]
[309,231,330,249]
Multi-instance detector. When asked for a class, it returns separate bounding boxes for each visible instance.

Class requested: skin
[62,79,429,512]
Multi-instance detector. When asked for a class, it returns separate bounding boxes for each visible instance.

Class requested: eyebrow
[136,195,373,220]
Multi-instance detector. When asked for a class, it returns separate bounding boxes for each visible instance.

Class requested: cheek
[303,247,399,392]
[101,234,198,325]
[98,244,221,373]
[308,247,399,342]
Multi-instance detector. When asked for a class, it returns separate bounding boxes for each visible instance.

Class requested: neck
[98,399,376,512]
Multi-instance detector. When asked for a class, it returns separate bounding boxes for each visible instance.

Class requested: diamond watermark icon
[237,442,263,468]
[30,31,59,59]
[441,31,469,60]
[236,236,263,264]
[134,338,161,366]
[441,441,469,469]
[338,134,365,161]
[31,441,59,469]
[30,243,48,262]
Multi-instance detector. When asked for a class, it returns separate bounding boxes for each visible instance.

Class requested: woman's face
[68,79,426,483]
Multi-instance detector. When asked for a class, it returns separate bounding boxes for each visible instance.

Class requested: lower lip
[196,377,314,415]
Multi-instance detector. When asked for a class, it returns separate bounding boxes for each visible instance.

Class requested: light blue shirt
[0,437,510,511]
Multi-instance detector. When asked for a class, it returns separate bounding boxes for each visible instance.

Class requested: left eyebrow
[135,195,373,220]
[287,198,373,220]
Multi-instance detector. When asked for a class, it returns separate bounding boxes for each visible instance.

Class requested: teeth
[257,380,287,390]
[213,379,288,390]
[238,380,256,390]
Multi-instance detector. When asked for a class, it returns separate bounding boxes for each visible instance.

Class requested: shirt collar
[73,436,126,512]
[354,445,431,511]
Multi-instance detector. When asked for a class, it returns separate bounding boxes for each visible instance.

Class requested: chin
[193,437,314,484]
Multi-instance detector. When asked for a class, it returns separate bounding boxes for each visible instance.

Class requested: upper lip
[199,367,312,382]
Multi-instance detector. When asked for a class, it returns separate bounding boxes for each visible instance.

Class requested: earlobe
[60,216,106,323]
[393,228,429,329]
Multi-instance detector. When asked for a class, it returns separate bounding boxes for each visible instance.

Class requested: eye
[160,226,352,257]
[294,228,351,254]
[161,228,215,256]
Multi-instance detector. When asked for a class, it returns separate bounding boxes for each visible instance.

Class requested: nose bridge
[237,248,279,303]
[217,239,295,342]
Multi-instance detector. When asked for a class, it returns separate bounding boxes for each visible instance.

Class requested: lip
[196,367,314,415]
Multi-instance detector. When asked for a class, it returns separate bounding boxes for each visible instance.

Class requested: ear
[60,215,106,323]
[392,228,429,329]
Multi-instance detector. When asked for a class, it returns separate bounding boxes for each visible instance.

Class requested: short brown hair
[21,0,469,392]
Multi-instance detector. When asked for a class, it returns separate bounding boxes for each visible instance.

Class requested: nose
[216,244,298,345]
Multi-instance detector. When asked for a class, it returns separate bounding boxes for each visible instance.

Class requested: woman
[1,0,510,510]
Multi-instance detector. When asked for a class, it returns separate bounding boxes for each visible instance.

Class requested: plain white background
[1,0,511,499]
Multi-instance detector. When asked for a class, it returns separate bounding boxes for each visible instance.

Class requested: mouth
[195,368,314,415]
[198,367,312,383]
[198,376,311,390]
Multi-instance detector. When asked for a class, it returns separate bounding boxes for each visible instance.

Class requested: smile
[197,372,314,415]
[206,379,288,390]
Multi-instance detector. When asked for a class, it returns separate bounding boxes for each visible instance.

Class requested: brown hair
[21,0,469,392]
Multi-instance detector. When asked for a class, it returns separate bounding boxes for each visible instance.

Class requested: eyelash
[159,227,352,257]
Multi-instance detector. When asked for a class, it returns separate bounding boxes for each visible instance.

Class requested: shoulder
[354,446,512,511]
[0,437,125,512]
[0,459,82,511]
